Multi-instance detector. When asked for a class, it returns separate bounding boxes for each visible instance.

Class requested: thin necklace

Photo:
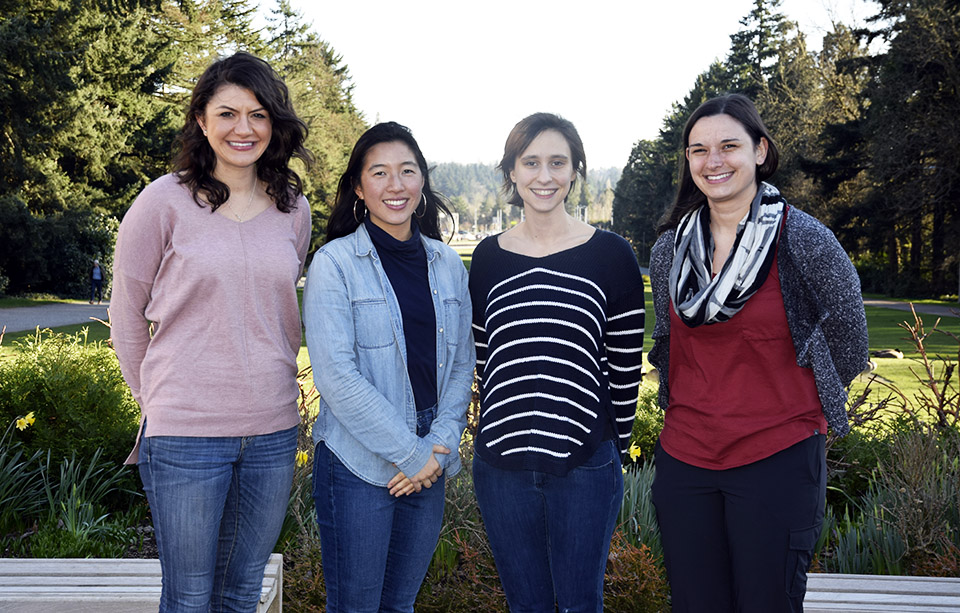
[228,174,258,222]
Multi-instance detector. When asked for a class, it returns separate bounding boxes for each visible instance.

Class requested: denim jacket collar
[353,222,442,263]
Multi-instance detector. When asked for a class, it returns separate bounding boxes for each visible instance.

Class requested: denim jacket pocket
[442,298,462,347]
[352,299,394,349]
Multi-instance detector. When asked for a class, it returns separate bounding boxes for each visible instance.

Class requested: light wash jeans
[138,426,297,613]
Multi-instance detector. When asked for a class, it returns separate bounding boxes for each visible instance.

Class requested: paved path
[0,298,954,336]
[0,302,111,334]
[862,299,958,319]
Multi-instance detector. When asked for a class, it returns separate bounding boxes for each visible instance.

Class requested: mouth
[705,172,733,182]
[227,141,256,150]
[382,198,408,210]
[530,188,558,198]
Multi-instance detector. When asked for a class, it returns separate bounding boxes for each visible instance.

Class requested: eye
[722,143,739,151]
[253,111,269,120]
[402,168,418,175]
[218,111,234,118]
[551,159,567,168]
[688,147,707,156]
[372,170,386,177]
[523,160,538,168]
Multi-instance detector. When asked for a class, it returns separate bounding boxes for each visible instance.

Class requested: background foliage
[0,0,365,295]
[612,0,960,298]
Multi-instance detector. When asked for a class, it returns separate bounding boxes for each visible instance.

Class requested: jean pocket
[577,440,617,470]
[352,299,394,349]
[785,524,821,598]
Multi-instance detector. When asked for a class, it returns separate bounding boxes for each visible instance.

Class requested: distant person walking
[111,52,312,613]
[647,93,869,612]
[89,260,103,304]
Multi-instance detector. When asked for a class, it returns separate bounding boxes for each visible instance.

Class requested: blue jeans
[473,440,623,613]
[138,426,297,613]
[312,438,445,613]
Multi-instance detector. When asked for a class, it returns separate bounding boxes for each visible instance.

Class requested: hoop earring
[353,198,366,224]
[414,194,427,219]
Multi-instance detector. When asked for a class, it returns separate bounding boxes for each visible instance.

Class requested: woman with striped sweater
[469,113,645,612]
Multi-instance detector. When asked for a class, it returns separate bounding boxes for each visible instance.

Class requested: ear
[196,116,207,135]
[755,137,768,165]
[354,183,364,201]
[509,168,516,184]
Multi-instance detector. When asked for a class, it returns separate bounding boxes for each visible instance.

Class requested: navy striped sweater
[469,230,645,475]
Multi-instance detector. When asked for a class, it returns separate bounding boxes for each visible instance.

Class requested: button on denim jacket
[303,224,475,486]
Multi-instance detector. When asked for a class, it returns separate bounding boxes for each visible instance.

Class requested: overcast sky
[269,0,878,169]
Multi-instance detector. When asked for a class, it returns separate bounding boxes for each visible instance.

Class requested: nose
[386,172,403,191]
[536,164,552,183]
[706,148,723,167]
[235,115,252,135]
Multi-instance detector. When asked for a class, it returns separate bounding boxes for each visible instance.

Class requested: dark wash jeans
[651,435,826,613]
[473,439,623,613]
[138,425,298,613]
[311,405,443,613]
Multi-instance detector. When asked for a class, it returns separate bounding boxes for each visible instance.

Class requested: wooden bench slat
[0,554,282,613]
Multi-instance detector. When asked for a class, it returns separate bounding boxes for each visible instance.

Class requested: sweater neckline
[493,228,601,260]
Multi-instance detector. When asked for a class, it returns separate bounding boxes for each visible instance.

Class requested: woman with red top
[647,94,868,612]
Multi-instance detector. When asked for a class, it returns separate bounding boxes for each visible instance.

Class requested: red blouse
[659,251,826,469]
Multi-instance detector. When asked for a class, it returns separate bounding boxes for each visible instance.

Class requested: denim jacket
[303,224,475,486]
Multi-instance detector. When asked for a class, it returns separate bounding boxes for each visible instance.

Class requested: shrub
[0,419,46,538]
[618,460,662,562]
[604,532,671,613]
[628,382,662,463]
[0,266,8,297]
[0,329,139,467]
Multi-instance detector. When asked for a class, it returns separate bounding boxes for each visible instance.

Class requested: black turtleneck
[364,217,438,412]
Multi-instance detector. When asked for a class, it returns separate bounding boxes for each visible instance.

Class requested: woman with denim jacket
[302,122,474,612]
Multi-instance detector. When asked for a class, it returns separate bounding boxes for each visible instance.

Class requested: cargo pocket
[785,524,821,598]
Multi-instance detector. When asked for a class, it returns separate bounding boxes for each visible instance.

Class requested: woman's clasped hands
[387,444,450,497]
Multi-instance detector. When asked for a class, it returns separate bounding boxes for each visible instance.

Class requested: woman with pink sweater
[111,52,312,612]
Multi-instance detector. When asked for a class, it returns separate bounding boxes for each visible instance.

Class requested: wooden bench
[0,553,282,612]
[805,573,960,612]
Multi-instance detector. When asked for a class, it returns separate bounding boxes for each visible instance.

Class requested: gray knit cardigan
[647,204,869,437]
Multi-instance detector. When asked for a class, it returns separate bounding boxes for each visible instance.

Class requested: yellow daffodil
[295,449,309,468]
[16,412,36,431]
[622,465,627,475]
[24,412,35,426]
[628,443,643,462]
[15,417,27,431]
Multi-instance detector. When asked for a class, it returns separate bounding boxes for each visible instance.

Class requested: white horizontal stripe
[608,308,644,321]
[607,328,644,336]
[606,345,643,354]
[618,432,632,439]
[484,356,599,389]
[612,398,639,406]
[486,429,585,448]
[488,267,605,303]
[489,317,597,351]
[487,284,605,322]
[475,342,488,349]
[610,380,642,389]
[488,300,602,335]
[485,374,599,404]
[609,363,643,372]
[616,416,635,422]
[480,410,592,434]
[472,323,486,332]
[486,337,599,372]
[501,446,571,458]
[481,392,598,420]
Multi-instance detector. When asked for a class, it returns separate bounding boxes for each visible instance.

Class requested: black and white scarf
[669,182,785,327]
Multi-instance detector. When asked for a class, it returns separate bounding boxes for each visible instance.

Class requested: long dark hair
[497,112,586,207]
[657,93,779,234]
[325,122,451,243]
[173,52,312,213]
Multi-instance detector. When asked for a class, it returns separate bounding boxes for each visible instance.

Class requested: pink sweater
[112,174,310,462]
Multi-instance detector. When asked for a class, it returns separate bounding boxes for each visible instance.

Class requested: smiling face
[509,129,576,217]
[354,141,425,241]
[197,83,272,177]
[685,113,767,213]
